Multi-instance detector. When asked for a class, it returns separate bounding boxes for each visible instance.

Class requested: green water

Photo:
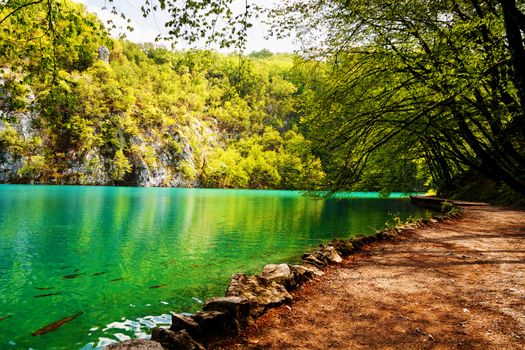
[0,185,431,349]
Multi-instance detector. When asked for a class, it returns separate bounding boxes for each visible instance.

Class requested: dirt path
[212,206,525,349]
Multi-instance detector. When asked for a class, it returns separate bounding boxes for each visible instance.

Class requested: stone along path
[213,206,525,349]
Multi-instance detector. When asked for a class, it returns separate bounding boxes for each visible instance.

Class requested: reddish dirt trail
[212,206,525,350]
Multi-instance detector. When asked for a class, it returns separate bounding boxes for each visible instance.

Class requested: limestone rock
[170,313,202,340]
[202,296,250,327]
[376,230,396,240]
[304,264,324,277]
[0,151,22,183]
[104,339,163,350]
[192,310,240,338]
[315,245,343,264]
[330,239,355,256]
[151,328,205,350]
[260,264,295,289]
[302,253,327,269]
[98,46,110,62]
[226,273,292,317]
[260,263,323,291]
[350,235,377,249]
[290,264,323,283]
[364,235,378,244]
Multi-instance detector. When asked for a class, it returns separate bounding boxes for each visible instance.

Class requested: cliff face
[0,74,35,183]
[0,151,22,183]
[0,111,209,187]
[0,55,230,186]
[0,83,210,187]
[0,46,325,190]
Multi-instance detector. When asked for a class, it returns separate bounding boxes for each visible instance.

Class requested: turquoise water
[0,185,431,349]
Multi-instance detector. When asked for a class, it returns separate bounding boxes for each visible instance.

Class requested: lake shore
[210,205,525,349]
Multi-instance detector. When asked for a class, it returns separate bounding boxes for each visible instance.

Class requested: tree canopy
[1,0,524,202]
[0,0,324,189]
[270,0,525,200]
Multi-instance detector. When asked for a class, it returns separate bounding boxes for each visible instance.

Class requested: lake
[0,185,432,349]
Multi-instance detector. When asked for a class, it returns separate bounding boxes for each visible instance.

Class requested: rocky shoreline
[105,212,459,350]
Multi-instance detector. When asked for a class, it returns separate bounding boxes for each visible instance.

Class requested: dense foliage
[0,0,324,189]
[2,0,524,202]
[271,0,525,202]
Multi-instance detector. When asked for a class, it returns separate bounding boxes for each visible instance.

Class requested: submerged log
[149,284,167,289]
[92,271,107,276]
[34,292,63,298]
[32,312,83,336]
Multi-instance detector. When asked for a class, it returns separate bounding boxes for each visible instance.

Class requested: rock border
[106,211,462,350]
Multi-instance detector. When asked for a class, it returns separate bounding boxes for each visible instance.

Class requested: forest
[0,1,326,190]
[1,0,524,203]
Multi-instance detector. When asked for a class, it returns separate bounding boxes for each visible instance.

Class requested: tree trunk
[499,0,525,125]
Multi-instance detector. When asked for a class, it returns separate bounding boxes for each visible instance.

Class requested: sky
[76,0,298,53]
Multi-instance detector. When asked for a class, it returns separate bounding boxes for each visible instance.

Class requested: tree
[3,0,524,198]
[269,0,525,198]
[0,0,109,78]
